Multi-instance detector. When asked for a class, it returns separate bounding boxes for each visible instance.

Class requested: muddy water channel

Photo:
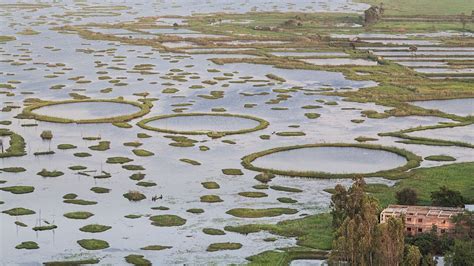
[0,0,472,265]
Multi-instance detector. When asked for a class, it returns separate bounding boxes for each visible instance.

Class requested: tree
[396,188,418,205]
[445,239,474,266]
[403,244,422,266]
[374,217,405,266]
[431,186,464,207]
[452,211,474,239]
[330,184,348,228]
[330,177,410,265]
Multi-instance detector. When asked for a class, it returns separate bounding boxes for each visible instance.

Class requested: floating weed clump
[33,224,57,231]
[77,239,109,250]
[89,141,110,151]
[141,245,172,251]
[106,156,133,164]
[425,155,456,161]
[187,208,204,214]
[0,186,34,194]
[203,228,226,235]
[132,149,154,157]
[201,181,220,189]
[122,165,145,171]
[2,207,35,216]
[180,158,201,165]
[200,195,223,203]
[63,199,97,205]
[270,185,303,193]
[90,187,110,193]
[222,168,243,175]
[63,211,94,220]
[277,197,298,203]
[40,130,53,140]
[136,181,156,187]
[15,241,39,249]
[124,254,151,265]
[238,191,268,198]
[226,208,298,218]
[123,190,146,201]
[79,224,112,233]
[58,144,77,149]
[149,214,186,227]
[43,259,100,265]
[206,242,242,252]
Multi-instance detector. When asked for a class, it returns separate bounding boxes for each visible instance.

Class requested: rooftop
[382,205,464,218]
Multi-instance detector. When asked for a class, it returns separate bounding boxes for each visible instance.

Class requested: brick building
[380,205,465,235]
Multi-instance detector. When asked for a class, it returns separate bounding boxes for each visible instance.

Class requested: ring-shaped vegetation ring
[137,113,269,137]
[21,99,151,124]
[241,143,422,179]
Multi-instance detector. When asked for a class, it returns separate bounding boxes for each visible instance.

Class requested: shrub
[396,188,418,205]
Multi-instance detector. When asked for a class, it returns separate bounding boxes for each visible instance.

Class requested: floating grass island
[20,99,151,124]
[241,143,422,178]
[149,214,186,227]
[0,129,26,158]
[137,113,269,137]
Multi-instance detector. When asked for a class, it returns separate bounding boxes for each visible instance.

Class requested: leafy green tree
[403,244,422,266]
[445,239,474,266]
[330,184,348,228]
[452,211,474,239]
[374,217,405,266]
[396,188,418,205]
[431,186,464,207]
[330,177,408,265]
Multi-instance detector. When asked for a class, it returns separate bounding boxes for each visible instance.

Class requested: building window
[418,228,422,233]
[407,217,412,222]
[442,220,446,224]
[441,229,446,233]
[418,218,423,223]
[407,227,412,232]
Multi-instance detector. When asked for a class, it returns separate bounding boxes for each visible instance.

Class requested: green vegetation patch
[37,169,64,177]
[238,191,268,198]
[201,181,220,189]
[63,211,94,219]
[241,143,421,178]
[226,208,298,218]
[149,214,186,227]
[90,187,110,193]
[77,239,109,250]
[0,129,26,158]
[203,228,226,235]
[15,241,39,249]
[79,224,112,233]
[222,168,244,175]
[132,149,154,157]
[0,186,34,194]
[137,113,268,136]
[207,242,242,252]
[200,195,223,203]
[21,98,151,124]
[424,155,456,162]
[2,207,35,216]
[124,255,151,265]
[141,245,172,251]
[123,191,146,201]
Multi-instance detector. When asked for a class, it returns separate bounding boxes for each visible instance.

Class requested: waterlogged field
[0,0,473,265]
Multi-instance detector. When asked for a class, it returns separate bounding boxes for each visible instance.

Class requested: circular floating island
[21,99,151,123]
[241,143,421,178]
[137,113,269,137]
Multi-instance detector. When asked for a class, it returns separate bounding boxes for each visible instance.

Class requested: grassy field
[358,0,474,16]
[368,162,474,207]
